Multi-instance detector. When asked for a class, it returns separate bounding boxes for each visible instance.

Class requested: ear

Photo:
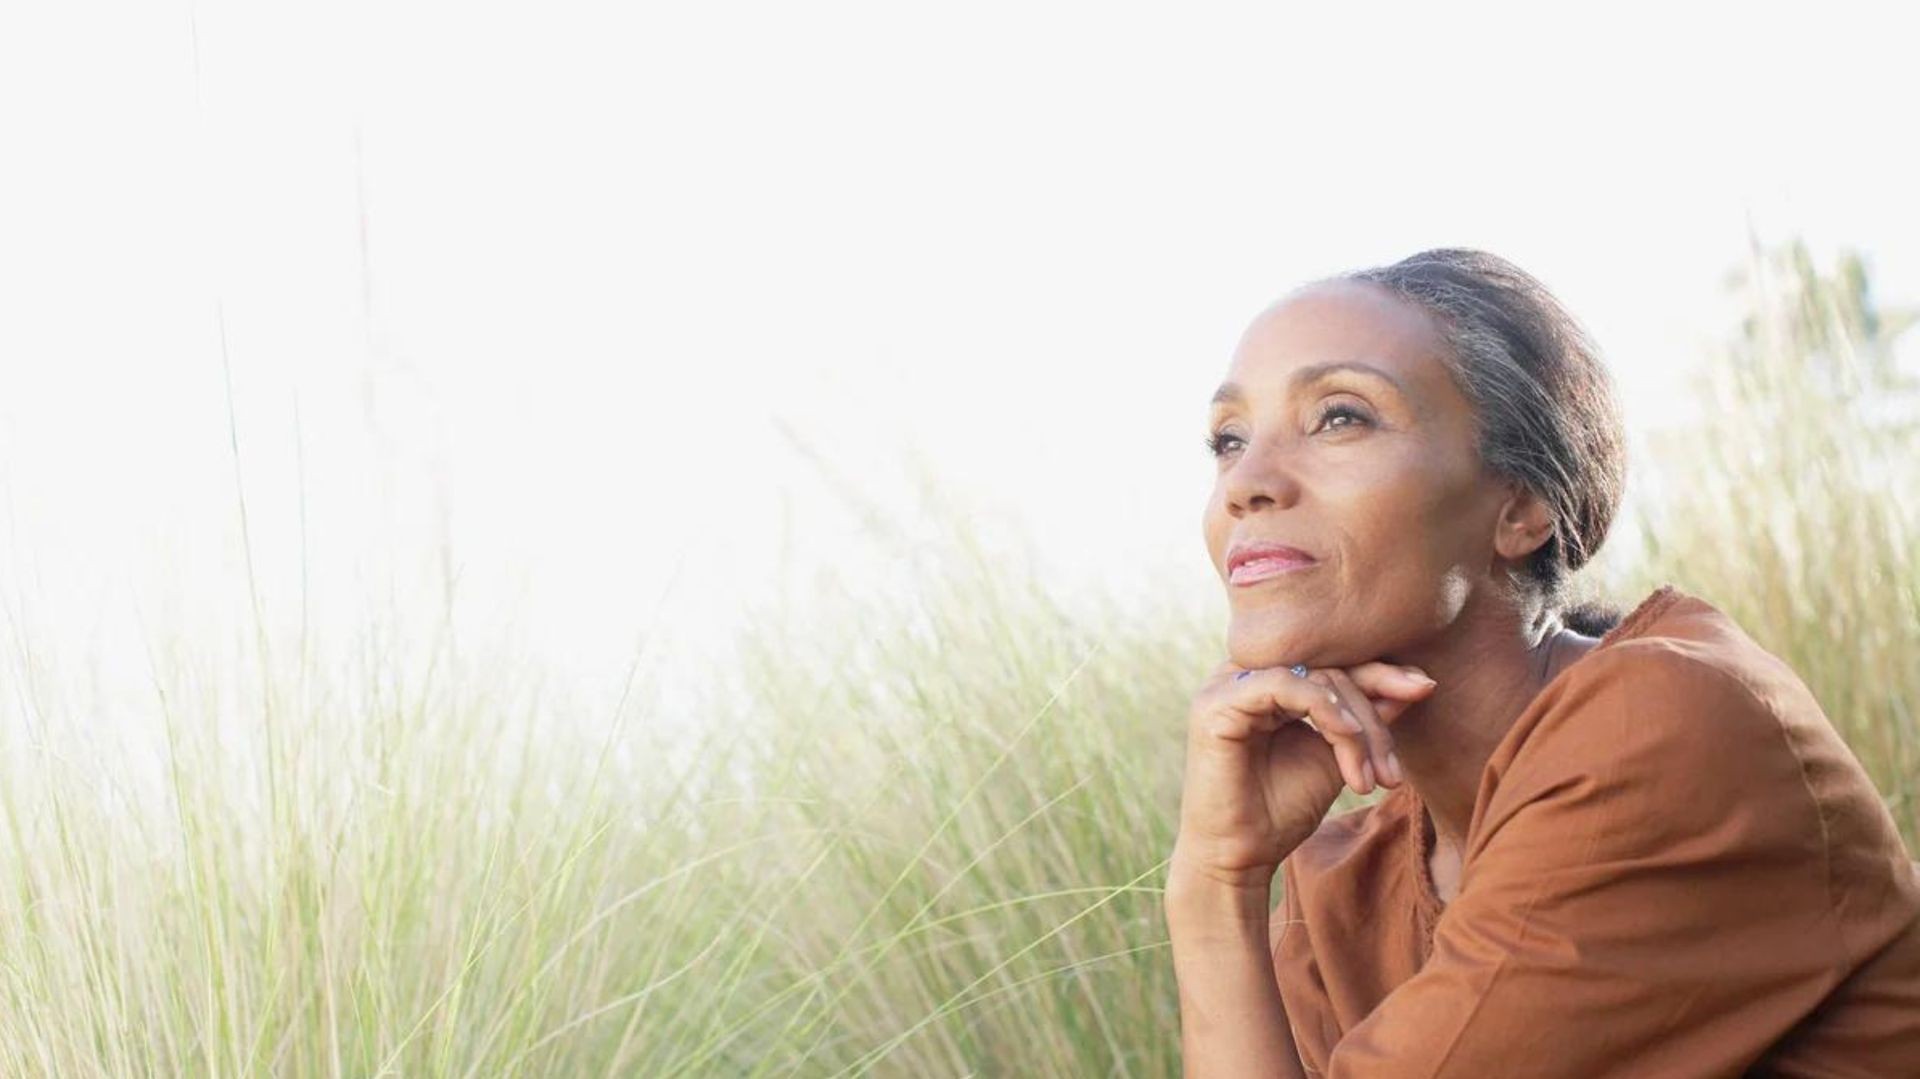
[1492,481,1556,565]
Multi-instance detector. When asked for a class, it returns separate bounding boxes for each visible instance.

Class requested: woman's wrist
[1165,845,1281,930]
[1164,846,1306,1077]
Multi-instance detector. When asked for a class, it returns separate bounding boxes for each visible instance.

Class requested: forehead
[1223,279,1455,405]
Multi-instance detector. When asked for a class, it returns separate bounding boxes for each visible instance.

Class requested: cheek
[1201,487,1230,561]
[1323,457,1456,561]
[1318,454,1481,618]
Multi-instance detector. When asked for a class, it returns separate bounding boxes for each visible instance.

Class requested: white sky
[2,1,1915,735]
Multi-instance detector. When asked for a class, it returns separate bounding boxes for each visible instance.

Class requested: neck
[1378,594,1599,857]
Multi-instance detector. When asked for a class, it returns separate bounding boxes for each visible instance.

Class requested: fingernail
[1386,751,1404,783]
[1361,759,1375,791]
[1339,706,1363,732]
[1402,667,1436,686]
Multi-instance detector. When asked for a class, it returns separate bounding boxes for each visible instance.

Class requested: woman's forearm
[1164,864,1307,1078]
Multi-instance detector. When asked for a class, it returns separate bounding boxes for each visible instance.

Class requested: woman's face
[1201,278,1519,670]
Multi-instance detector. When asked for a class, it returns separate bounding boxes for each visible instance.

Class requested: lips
[1226,540,1317,585]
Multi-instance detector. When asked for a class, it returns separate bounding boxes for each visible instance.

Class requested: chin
[1226,619,1323,671]
[1229,610,1390,672]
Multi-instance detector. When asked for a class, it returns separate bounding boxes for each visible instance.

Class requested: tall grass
[1605,236,1920,846]
[0,238,1912,1074]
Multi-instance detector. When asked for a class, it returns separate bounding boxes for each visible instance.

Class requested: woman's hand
[1171,659,1438,889]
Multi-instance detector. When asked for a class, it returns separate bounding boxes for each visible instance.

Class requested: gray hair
[1336,248,1629,635]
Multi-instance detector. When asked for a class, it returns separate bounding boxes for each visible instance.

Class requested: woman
[1165,248,1920,1077]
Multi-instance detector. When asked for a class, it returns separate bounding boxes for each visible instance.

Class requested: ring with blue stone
[1234,664,1312,681]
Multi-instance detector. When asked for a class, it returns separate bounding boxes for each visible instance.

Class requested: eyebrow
[1209,360,1408,407]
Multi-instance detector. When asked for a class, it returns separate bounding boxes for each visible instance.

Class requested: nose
[1222,431,1305,517]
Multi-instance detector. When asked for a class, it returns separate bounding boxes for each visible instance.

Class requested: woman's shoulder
[1510,582,1822,768]
[1465,584,1820,874]
[1479,584,1917,950]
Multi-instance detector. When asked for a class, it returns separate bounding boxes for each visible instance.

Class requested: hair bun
[1560,601,1626,636]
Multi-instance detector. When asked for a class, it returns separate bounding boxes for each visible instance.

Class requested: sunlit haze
[3,1,1914,736]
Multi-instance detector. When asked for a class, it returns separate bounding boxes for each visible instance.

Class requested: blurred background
[1,1,1914,1074]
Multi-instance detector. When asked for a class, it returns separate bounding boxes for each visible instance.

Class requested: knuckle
[1201,717,1248,742]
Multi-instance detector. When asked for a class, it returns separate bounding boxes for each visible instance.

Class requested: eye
[1206,402,1374,459]
[1313,402,1372,433]
[1203,431,1243,459]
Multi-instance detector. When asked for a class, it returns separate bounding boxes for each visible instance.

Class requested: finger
[1318,710,1371,796]
[1254,668,1367,794]
[1308,697,1370,796]
[1274,691,1351,775]
[1321,667,1394,781]
[1336,728,1373,794]
[1224,667,1366,790]
[1370,695,1419,725]
[1240,667,1354,746]
[1300,671,1378,794]
[1343,661,1438,708]
[1323,667,1401,788]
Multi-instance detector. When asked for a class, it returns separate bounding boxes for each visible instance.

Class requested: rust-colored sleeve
[1271,857,1323,1074]
[1324,645,1859,1077]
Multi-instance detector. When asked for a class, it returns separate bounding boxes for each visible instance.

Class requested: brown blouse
[1270,583,1920,1077]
